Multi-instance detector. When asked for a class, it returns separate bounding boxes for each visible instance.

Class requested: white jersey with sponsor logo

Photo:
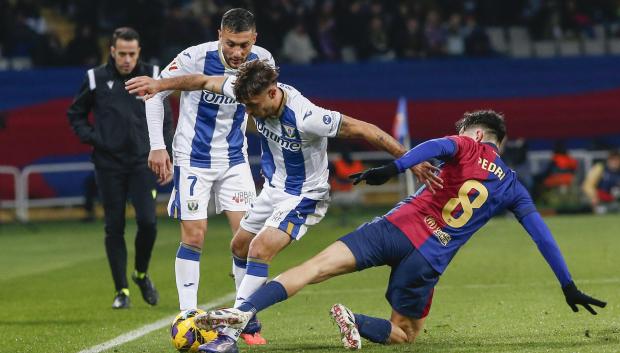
[156,41,274,169]
[223,80,342,196]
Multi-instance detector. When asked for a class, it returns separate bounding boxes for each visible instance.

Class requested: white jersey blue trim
[230,82,342,196]
[160,41,274,169]
[279,106,306,195]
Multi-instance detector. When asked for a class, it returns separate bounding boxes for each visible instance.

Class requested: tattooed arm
[336,115,406,158]
[336,115,443,192]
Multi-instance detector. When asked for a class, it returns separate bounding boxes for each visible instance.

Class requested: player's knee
[247,237,276,262]
[230,235,249,258]
[181,223,206,248]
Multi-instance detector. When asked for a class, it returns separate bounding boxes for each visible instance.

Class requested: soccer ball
[170,309,217,352]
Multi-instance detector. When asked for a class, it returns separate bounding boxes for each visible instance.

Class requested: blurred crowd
[323,140,620,216]
[503,141,620,214]
[2,0,620,68]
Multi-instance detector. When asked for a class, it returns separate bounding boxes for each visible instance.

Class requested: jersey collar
[273,87,287,119]
[482,142,499,152]
[218,43,234,71]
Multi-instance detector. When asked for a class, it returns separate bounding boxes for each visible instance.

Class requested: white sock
[233,259,268,307]
[175,243,201,310]
[232,256,247,293]
[222,259,268,340]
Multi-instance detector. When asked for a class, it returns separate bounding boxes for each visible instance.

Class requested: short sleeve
[266,53,276,68]
[508,181,538,221]
[160,47,196,79]
[222,75,236,99]
[298,102,342,138]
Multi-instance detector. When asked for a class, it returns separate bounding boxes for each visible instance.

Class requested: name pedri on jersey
[386,136,537,273]
[222,80,342,196]
[160,41,274,169]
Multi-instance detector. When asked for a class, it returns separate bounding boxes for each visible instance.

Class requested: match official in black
[67,27,173,309]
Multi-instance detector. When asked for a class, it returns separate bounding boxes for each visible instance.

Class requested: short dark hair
[221,8,256,32]
[455,110,506,143]
[111,27,140,47]
[234,60,279,103]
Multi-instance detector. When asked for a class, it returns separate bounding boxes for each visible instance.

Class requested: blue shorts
[339,217,439,318]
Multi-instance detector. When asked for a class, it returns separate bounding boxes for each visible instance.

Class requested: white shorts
[168,163,256,220]
[240,184,330,240]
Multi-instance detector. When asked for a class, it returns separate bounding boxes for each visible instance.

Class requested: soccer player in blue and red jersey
[194,110,606,350]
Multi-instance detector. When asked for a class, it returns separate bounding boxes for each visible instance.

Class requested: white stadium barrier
[0,149,612,222]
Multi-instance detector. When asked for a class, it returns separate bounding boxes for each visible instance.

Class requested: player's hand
[125,76,162,100]
[410,162,443,194]
[349,162,399,185]
[149,149,172,183]
[562,281,606,315]
[157,172,173,186]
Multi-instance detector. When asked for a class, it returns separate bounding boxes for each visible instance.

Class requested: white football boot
[330,304,362,350]
[194,308,253,331]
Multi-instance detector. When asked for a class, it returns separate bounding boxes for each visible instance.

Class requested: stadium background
[1,0,620,213]
[1,2,619,353]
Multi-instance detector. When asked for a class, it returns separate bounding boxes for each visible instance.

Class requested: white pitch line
[77,277,619,353]
[76,292,235,353]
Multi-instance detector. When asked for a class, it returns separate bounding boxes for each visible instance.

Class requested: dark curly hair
[233,60,279,103]
[455,110,506,143]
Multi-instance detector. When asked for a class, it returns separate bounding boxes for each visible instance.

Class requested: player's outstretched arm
[518,211,607,315]
[337,115,409,158]
[338,115,443,191]
[350,138,456,186]
[125,75,227,99]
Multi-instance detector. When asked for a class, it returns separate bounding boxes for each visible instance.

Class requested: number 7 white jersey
[223,80,343,196]
[151,41,274,169]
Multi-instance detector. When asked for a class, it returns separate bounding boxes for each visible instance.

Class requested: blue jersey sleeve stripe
[395,138,457,172]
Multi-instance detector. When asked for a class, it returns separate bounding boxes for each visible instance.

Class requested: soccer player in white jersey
[127,60,441,353]
[144,9,273,345]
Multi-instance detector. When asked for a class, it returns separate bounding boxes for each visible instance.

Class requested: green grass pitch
[1,210,618,353]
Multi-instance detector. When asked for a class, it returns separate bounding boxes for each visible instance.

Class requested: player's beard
[225,54,246,68]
